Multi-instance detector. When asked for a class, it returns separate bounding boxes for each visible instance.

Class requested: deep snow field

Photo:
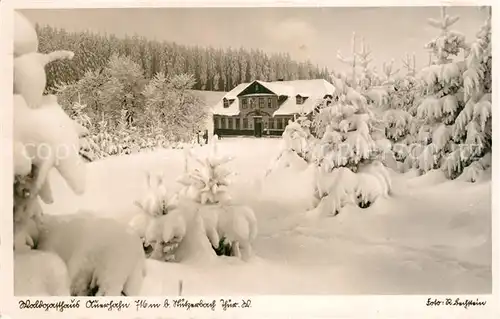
[41,137,492,295]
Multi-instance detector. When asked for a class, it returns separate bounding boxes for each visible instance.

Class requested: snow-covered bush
[15,250,71,296]
[37,213,146,296]
[283,114,314,161]
[145,209,187,261]
[266,114,315,175]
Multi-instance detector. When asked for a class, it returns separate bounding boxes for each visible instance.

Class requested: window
[223,98,229,108]
[213,117,218,129]
[228,118,233,129]
[268,97,272,108]
[269,119,275,129]
[259,97,265,108]
[250,98,255,109]
[242,98,247,109]
[235,118,240,129]
[243,118,248,129]
[221,117,226,129]
[277,118,283,130]
[296,96,303,105]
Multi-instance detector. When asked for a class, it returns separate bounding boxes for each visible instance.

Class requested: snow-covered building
[211,79,335,137]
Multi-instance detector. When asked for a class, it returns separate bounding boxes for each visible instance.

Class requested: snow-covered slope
[40,138,491,294]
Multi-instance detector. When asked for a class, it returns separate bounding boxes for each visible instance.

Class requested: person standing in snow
[203,130,208,144]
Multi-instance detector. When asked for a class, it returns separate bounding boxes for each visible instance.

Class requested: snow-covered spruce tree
[352,37,380,92]
[369,59,418,169]
[336,32,380,92]
[310,74,391,215]
[336,33,393,169]
[385,53,421,117]
[376,54,423,169]
[129,171,181,261]
[448,7,492,182]
[13,11,84,294]
[408,7,469,175]
[13,12,146,296]
[142,140,258,262]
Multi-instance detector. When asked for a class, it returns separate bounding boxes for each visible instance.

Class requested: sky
[21,6,488,75]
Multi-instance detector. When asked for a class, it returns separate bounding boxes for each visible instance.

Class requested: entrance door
[253,117,263,138]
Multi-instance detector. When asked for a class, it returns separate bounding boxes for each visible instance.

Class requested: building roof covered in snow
[189,90,227,112]
[212,79,335,116]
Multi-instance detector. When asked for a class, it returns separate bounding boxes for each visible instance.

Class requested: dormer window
[296,96,304,105]
[223,98,229,108]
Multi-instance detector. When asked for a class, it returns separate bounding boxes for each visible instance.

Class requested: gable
[237,81,276,97]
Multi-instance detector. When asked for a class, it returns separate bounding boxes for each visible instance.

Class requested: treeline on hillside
[36,24,332,92]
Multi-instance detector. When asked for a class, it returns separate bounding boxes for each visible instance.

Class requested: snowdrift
[39,138,491,294]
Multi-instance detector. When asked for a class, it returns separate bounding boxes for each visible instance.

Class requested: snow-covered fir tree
[336,32,380,91]
[388,53,421,117]
[13,11,146,296]
[130,171,181,261]
[448,7,492,181]
[367,59,418,169]
[175,140,257,261]
[310,73,391,215]
[336,33,391,168]
[132,140,257,262]
[409,7,469,176]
